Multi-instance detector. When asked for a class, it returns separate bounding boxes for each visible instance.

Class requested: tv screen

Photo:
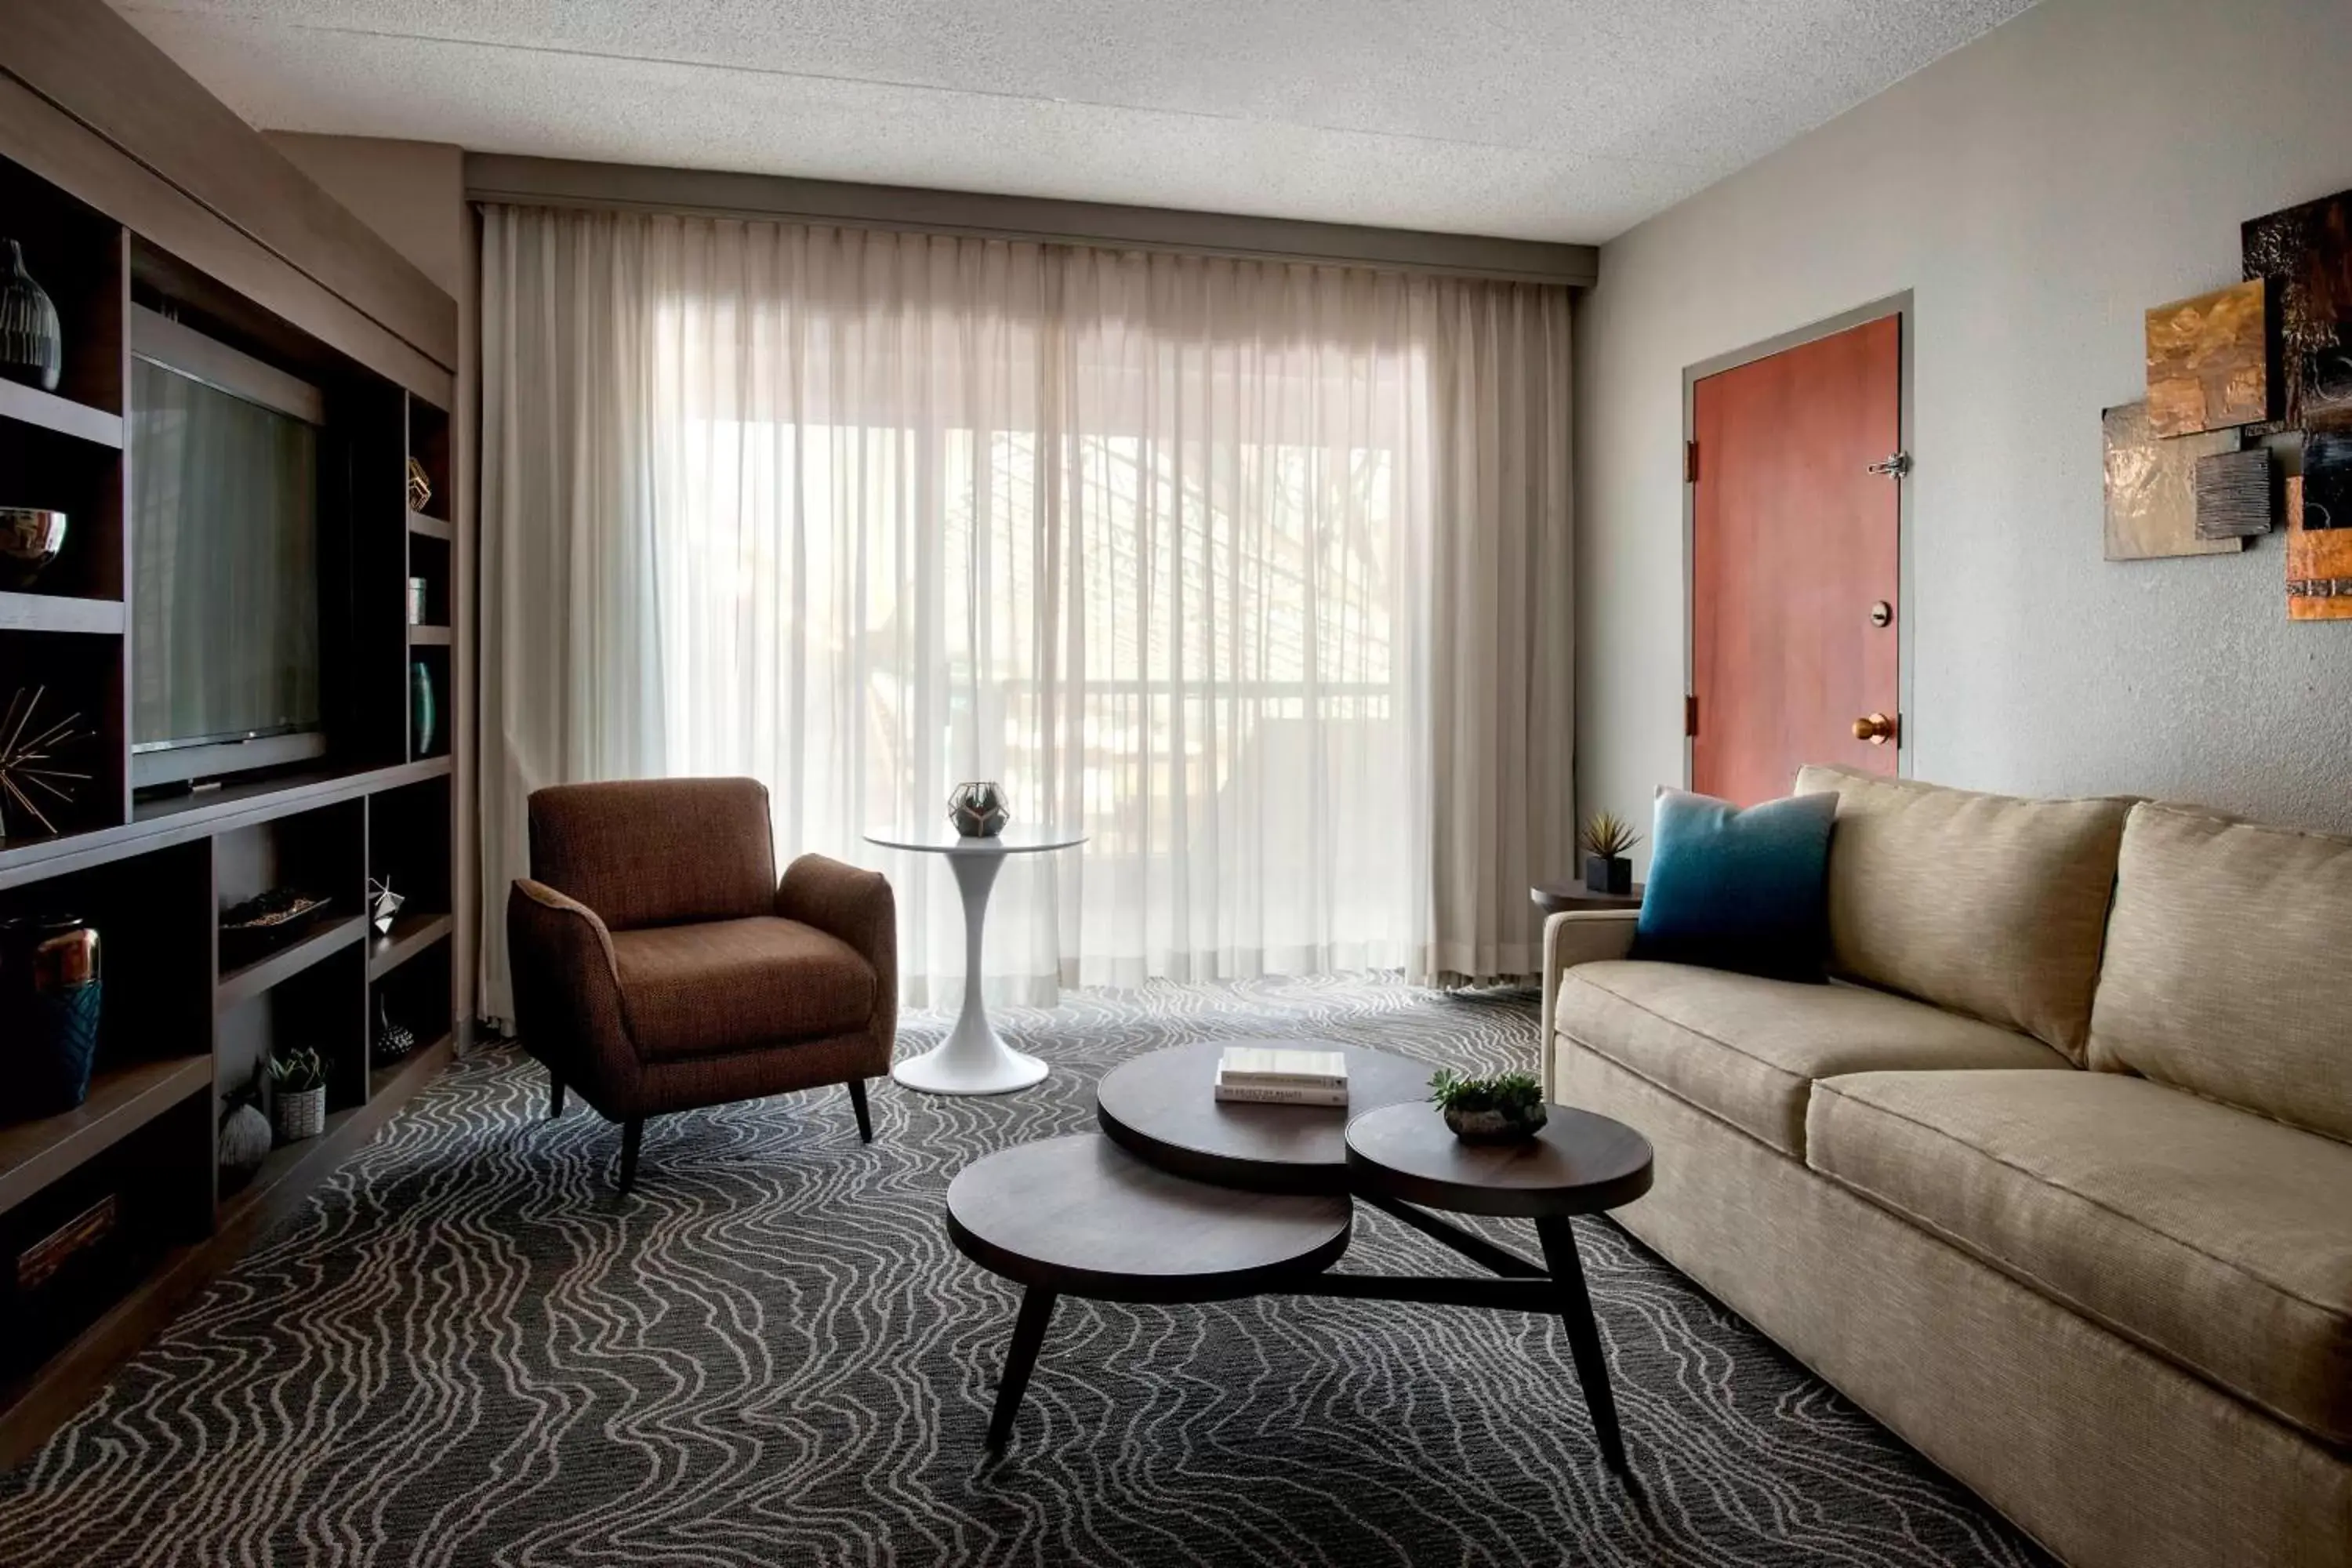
[129,352,321,771]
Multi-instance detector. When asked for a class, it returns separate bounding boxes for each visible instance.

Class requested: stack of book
[1213,1045,1348,1107]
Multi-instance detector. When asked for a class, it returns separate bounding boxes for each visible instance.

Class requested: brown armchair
[506,777,895,1192]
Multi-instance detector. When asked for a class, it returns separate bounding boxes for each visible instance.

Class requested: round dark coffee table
[946,1134,1352,1450]
[1347,1101,1654,1472]
[1095,1038,1432,1193]
[948,1041,1658,1471]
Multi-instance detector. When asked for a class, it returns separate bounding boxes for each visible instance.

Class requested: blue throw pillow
[1632,789,1837,981]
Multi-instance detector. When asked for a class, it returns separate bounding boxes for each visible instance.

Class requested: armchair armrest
[506,877,637,1093]
[1538,909,1640,1101]
[777,854,898,1040]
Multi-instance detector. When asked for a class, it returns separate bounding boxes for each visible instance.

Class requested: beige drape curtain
[478,204,1571,1020]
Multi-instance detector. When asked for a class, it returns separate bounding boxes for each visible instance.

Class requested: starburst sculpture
[0,685,93,839]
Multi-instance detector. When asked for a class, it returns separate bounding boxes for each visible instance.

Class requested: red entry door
[1690,315,1902,805]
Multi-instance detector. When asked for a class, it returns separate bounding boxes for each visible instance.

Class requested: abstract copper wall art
[2147,280,2270,436]
[2103,401,2241,561]
[2244,190,2352,428]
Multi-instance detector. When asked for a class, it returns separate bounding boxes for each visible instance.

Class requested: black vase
[2,915,101,1121]
[1584,854,1633,896]
[0,241,62,393]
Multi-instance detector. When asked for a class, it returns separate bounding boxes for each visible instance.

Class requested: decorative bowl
[0,508,67,588]
[1442,1102,1548,1144]
[948,780,1011,837]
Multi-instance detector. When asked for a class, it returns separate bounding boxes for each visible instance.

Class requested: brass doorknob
[1853,712,1898,745]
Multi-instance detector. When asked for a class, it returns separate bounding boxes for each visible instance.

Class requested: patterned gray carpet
[0,978,2045,1567]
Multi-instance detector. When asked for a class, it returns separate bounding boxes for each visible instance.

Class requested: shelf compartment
[368,1029,452,1104]
[0,628,127,850]
[366,911,450,981]
[215,913,362,1011]
[0,380,122,448]
[0,592,123,635]
[0,1056,209,1217]
[0,405,125,604]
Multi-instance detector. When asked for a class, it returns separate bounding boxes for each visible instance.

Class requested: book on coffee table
[1213,1045,1348,1106]
[1215,1046,1347,1088]
[1213,1072,1348,1107]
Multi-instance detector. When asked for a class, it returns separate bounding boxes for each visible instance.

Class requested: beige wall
[269,133,482,1027]
[1574,0,2352,855]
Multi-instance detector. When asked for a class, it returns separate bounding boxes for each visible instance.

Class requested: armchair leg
[848,1078,873,1143]
[616,1116,643,1193]
[549,1073,565,1119]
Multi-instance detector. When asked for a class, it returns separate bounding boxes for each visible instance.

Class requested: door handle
[1852,712,1899,746]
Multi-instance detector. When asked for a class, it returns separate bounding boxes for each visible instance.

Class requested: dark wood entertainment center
[0,4,466,1463]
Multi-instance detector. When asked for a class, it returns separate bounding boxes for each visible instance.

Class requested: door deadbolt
[1869,601,1893,628]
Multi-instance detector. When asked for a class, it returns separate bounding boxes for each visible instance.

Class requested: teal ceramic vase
[409,660,437,757]
[2,915,101,1120]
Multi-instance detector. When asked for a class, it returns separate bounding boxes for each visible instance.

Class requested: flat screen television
[129,309,327,788]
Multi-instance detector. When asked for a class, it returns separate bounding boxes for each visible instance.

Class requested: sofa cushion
[1793,765,2131,1062]
[612,916,876,1058]
[2089,803,2352,1143]
[1553,960,2071,1158]
[1808,1069,2352,1446]
[1632,789,1837,980]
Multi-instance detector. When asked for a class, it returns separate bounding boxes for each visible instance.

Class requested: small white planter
[274,1086,326,1143]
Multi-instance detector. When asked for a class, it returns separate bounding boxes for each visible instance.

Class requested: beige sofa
[1540,765,2351,1568]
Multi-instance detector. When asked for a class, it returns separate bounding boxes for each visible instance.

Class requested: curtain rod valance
[464,154,1596,289]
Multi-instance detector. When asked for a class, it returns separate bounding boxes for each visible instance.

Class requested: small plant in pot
[268,1046,328,1145]
[1429,1069,1548,1143]
[1580,811,1641,896]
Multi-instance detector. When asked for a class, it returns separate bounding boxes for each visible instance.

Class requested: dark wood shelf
[406,624,451,646]
[369,1029,452,1103]
[0,590,124,635]
[367,910,452,980]
[0,757,452,891]
[0,1055,210,1214]
[406,510,451,541]
[216,914,365,1011]
[223,1029,452,1229]
[0,378,123,448]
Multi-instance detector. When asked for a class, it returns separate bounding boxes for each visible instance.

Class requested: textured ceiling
[114,0,2038,245]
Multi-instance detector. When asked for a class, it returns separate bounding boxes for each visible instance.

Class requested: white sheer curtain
[479,205,1572,1019]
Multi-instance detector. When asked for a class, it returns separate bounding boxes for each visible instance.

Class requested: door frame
[1680,292,1915,788]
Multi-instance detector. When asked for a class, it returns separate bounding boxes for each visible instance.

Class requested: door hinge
[1865,450,1912,478]
[1684,695,1698,737]
[1685,440,1700,484]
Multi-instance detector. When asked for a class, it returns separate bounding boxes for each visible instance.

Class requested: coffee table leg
[987,1286,1059,1451]
[1536,1216,1628,1473]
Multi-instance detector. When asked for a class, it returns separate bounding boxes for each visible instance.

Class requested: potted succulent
[1429,1069,1548,1143]
[1580,810,1641,895]
[268,1046,328,1144]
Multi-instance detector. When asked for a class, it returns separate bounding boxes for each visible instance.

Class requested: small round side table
[865,827,1087,1095]
[1530,880,1642,916]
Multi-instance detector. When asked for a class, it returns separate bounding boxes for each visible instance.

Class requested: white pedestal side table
[865,827,1087,1095]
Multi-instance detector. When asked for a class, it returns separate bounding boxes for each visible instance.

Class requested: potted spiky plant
[1580,810,1641,896]
[268,1045,328,1144]
[1429,1069,1548,1143]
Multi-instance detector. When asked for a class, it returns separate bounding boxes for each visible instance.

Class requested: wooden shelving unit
[0,378,122,448]
[368,912,453,981]
[0,590,124,635]
[0,1056,210,1214]
[0,96,463,1468]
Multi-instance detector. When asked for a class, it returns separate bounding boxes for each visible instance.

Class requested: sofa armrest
[777,854,898,1044]
[506,877,637,1091]
[1539,909,1640,1100]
